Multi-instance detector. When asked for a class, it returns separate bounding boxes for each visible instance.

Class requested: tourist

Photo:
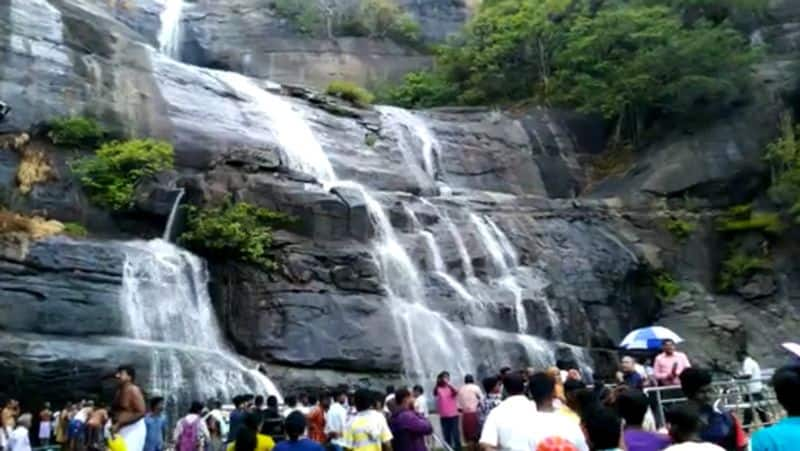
[227,413,275,451]
[112,365,147,451]
[206,401,229,440]
[527,372,588,451]
[384,387,397,416]
[545,368,566,407]
[434,371,460,451]
[735,349,770,430]
[208,415,226,451]
[342,389,392,451]
[478,374,538,451]
[616,389,670,451]
[477,376,502,434]
[262,397,284,442]
[663,405,724,451]
[654,340,691,387]
[325,390,348,451]
[144,397,167,451]
[679,368,746,451]
[581,407,622,451]
[8,413,31,451]
[389,388,433,451]
[273,412,323,451]
[229,397,249,444]
[298,396,311,416]
[39,402,53,446]
[412,387,428,417]
[559,380,586,425]
[457,375,482,451]
[617,357,645,390]
[175,401,211,451]
[55,403,71,451]
[751,365,800,451]
[2,400,19,434]
[306,393,330,444]
[87,402,110,451]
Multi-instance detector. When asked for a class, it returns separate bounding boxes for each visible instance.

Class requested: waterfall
[378,106,440,182]
[217,72,336,184]
[119,240,281,414]
[158,0,184,59]
[163,188,184,242]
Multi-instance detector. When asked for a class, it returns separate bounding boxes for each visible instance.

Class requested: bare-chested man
[111,365,147,451]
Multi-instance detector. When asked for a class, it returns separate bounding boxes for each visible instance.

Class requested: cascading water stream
[119,240,281,418]
[158,0,184,59]
[162,188,184,242]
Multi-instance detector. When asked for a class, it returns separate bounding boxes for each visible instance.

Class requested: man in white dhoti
[112,365,147,451]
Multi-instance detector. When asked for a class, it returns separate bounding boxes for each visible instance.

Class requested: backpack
[177,419,200,451]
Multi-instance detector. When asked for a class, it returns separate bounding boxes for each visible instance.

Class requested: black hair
[464,374,474,384]
[307,394,318,405]
[615,389,649,427]
[149,397,164,411]
[284,395,297,407]
[234,413,261,451]
[412,385,423,395]
[386,385,396,395]
[116,365,136,380]
[499,367,511,376]
[503,373,525,396]
[663,339,675,345]
[267,396,278,408]
[665,404,701,443]
[528,372,555,405]
[583,407,621,450]
[354,389,373,412]
[679,368,712,400]
[395,388,412,407]
[482,376,500,394]
[254,395,264,407]
[189,401,204,415]
[773,365,800,416]
[210,400,222,410]
[563,379,586,394]
[284,411,306,441]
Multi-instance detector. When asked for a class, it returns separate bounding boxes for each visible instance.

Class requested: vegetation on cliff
[382,0,759,142]
[180,201,291,269]
[48,117,106,148]
[326,81,375,107]
[72,139,174,211]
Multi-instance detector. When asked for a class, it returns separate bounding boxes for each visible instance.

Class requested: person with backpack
[679,369,747,451]
[174,402,211,451]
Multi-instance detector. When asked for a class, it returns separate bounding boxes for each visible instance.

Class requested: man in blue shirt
[143,397,167,451]
[752,365,800,451]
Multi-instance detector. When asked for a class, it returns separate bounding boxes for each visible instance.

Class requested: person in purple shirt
[617,389,671,451]
[389,388,433,451]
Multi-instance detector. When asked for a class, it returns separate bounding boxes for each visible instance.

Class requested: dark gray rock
[737,273,778,300]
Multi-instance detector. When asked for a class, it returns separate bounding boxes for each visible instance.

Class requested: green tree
[766,115,800,222]
[550,5,756,142]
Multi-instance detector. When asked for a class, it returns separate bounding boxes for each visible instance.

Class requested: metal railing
[431,431,455,451]
[644,375,785,431]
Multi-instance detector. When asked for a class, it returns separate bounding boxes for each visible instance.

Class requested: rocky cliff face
[2,0,800,405]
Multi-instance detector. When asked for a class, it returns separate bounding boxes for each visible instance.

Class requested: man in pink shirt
[457,375,482,451]
[654,339,691,386]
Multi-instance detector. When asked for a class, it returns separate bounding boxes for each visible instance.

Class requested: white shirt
[664,442,725,451]
[741,356,763,393]
[414,395,429,417]
[204,409,229,438]
[528,412,589,451]
[325,402,348,446]
[479,395,538,451]
[9,427,31,451]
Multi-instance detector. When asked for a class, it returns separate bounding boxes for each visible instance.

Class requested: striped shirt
[342,411,392,451]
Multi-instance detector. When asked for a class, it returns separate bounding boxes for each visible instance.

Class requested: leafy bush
[48,117,105,148]
[666,218,696,241]
[273,0,323,35]
[180,201,291,269]
[715,204,784,235]
[719,251,770,291]
[766,115,800,223]
[377,71,459,109]
[654,272,681,302]
[72,139,174,211]
[326,81,375,107]
[62,222,88,237]
[356,0,420,43]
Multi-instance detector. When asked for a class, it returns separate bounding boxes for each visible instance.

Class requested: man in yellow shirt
[342,390,392,451]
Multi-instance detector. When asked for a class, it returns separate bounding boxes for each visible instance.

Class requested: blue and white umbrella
[620,326,683,350]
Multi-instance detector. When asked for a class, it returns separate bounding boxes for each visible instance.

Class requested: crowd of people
[1,341,799,451]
